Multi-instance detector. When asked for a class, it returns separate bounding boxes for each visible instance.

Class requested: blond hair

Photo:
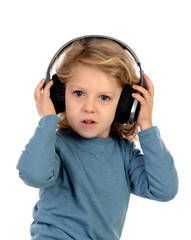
[56,38,140,140]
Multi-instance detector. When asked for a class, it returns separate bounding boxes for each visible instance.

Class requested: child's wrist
[139,122,153,131]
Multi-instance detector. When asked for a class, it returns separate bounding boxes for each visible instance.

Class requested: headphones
[44,35,145,125]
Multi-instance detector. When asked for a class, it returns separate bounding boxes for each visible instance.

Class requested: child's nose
[83,98,96,113]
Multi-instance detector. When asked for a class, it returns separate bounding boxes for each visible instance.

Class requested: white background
[1,0,190,239]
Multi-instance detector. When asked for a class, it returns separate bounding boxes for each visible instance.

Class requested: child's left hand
[132,74,154,131]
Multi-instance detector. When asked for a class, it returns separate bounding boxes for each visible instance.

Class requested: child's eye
[100,95,110,101]
[74,91,84,97]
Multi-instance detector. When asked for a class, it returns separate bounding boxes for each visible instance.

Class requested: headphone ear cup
[50,74,65,114]
[115,85,136,124]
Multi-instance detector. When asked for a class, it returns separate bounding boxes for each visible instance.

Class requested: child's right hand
[34,79,56,117]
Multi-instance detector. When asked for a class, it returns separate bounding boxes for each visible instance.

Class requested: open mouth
[83,120,95,124]
[81,119,97,127]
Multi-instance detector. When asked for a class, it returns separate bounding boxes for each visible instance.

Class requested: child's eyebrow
[68,85,88,92]
[69,84,85,90]
[98,91,115,96]
[69,84,115,96]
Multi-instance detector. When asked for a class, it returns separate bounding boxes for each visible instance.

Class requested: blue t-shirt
[17,115,178,240]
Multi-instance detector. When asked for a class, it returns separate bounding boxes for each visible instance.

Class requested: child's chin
[78,132,97,139]
[78,131,109,139]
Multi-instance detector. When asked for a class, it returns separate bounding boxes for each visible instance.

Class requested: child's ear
[50,74,65,114]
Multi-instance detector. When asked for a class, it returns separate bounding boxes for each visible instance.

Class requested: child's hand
[132,74,154,131]
[34,79,56,117]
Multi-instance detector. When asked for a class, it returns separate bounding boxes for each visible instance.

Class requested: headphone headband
[45,35,142,84]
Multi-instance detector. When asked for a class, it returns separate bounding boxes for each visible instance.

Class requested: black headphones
[44,35,145,125]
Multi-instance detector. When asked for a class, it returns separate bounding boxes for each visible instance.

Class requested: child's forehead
[67,64,121,92]
[70,65,116,83]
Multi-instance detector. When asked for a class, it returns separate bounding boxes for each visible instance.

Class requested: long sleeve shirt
[17,114,178,240]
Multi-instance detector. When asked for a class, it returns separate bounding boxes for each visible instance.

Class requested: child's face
[65,64,122,138]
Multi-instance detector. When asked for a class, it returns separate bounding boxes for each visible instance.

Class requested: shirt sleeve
[16,115,61,189]
[126,126,178,202]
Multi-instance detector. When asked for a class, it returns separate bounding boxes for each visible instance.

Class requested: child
[17,38,178,240]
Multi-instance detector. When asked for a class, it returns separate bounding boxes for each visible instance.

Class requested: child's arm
[127,127,178,201]
[17,79,60,188]
[128,75,178,201]
[17,115,60,188]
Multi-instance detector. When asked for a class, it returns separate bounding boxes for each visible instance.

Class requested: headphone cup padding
[115,85,136,124]
[50,74,65,114]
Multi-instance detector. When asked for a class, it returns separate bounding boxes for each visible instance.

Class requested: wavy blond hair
[55,38,140,140]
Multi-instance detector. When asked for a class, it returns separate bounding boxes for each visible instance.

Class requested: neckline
[58,129,117,154]
[67,130,114,143]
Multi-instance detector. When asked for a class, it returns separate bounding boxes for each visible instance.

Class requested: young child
[17,38,178,240]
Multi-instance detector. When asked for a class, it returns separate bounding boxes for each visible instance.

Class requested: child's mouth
[83,120,95,123]
[81,120,97,128]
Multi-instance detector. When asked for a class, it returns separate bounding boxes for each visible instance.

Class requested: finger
[34,79,45,99]
[132,84,148,97]
[132,84,152,105]
[38,78,46,90]
[144,74,154,97]
[132,92,146,106]
[35,79,46,94]
[43,80,54,95]
[132,74,154,101]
